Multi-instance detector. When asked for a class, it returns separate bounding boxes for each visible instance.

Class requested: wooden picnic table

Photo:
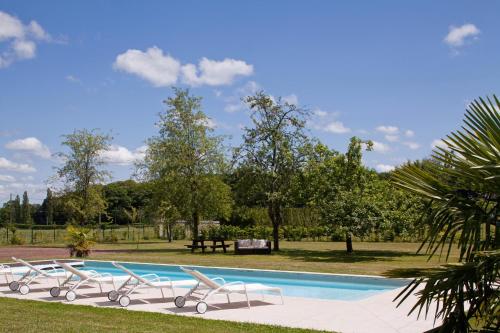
[185,239,208,253]
[185,239,232,253]
[209,239,231,253]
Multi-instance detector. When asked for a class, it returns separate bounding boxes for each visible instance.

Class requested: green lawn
[66,240,458,276]
[0,297,325,333]
[1,240,460,276]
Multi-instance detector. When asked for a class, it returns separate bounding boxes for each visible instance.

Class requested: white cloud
[237,80,260,95]
[196,118,217,129]
[444,24,480,47]
[313,109,328,117]
[113,47,181,87]
[0,11,51,68]
[431,139,447,150]
[375,164,395,173]
[385,135,399,142]
[0,11,24,41]
[27,21,50,41]
[99,145,146,166]
[375,125,399,134]
[114,47,253,88]
[12,39,36,59]
[181,57,253,86]
[282,94,299,105]
[221,81,261,113]
[0,181,47,203]
[403,141,421,150]
[323,121,351,134]
[404,130,415,137]
[5,137,51,159]
[372,141,390,153]
[0,157,36,173]
[0,174,15,182]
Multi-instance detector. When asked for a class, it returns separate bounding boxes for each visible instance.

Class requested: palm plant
[66,225,95,258]
[392,95,499,332]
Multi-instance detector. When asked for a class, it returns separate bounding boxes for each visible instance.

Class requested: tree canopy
[140,88,232,237]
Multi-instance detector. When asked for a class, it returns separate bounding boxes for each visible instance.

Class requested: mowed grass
[0,297,325,333]
[1,240,460,276]
[92,240,461,276]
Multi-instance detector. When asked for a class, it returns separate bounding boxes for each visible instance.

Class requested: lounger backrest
[55,261,90,280]
[180,267,221,290]
[12,257,49,277]
[112,262,150,285]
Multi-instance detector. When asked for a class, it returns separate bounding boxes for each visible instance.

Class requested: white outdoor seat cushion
[252,239,267,248]
[238,239,251,247]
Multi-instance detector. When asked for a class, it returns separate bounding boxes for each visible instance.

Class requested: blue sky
[0,1,499,202]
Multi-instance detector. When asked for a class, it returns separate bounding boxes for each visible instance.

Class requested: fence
[0,224,159,245]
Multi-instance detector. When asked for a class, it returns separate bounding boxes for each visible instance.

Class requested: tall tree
[13,195,21,224]
[140,88,232,238]
[234,92,310,251]
[55,129,111,225]
[45,188,54,225]
[21,191,31,225]
[393,96,499,332]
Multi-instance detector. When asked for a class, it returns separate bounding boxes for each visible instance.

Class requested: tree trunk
[268,202,281,251]
[346,231,353,253]
[167,223,172,242]
[192,211,200,240]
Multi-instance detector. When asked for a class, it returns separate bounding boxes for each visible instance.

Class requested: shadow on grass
[278,248,421,264]
[382,267,434,278]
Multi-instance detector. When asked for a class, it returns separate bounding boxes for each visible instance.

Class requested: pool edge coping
[3,257,412,283]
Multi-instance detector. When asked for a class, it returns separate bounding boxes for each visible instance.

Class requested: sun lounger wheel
[50,287,61,297]
[65,290,77,302]
[108,290,119,302]
[9,281,19,291]
[119,295,130,307]
[174,296,186,308]
[196,301,208,314]
[19,284,30,295]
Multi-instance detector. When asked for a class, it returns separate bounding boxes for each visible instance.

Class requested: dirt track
[0,247,70,262]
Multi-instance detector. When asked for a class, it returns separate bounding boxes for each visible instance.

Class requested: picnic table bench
[185,239,232,253]
[209,239,231,253]
[185,239,208,253]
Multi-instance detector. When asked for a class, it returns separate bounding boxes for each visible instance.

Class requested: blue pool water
[80,260,408,301]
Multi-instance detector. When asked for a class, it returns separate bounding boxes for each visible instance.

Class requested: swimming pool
[78,260,408,301]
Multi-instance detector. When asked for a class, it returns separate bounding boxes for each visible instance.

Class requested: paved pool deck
[0,277,439,333]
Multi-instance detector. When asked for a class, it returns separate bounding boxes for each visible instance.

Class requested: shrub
[66,225,95,258]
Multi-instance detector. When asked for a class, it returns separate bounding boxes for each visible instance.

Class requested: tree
[13,195,21,224]
[140,88,232,238]
[302,138,373,252]
[45,188,54,225]
[392,96,499,332]
[234,92,310,251]
[55,129,111,225]
[157,200,181,242]
[21,191,31,225]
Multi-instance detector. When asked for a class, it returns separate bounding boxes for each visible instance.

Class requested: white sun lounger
[9,257,69,295]
[108,262,197,307]
[54,261,126,302]
[0,264,13,284]
[174,266,284,314]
